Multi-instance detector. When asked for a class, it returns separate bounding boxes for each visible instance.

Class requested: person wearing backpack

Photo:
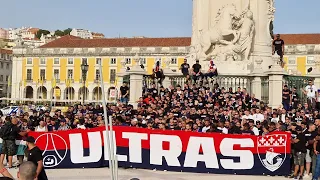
[0,118,29,168]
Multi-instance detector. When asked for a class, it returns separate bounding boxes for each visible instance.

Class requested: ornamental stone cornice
[12,46,190,57]
[284,44,320,55]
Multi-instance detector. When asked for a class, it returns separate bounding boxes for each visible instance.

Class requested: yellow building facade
[11,35,190,102]
[11,34,320,103]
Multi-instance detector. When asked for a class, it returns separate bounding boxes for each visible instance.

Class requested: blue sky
[1,0,319,38]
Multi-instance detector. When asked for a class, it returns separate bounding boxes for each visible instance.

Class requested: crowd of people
[0,57,320,180]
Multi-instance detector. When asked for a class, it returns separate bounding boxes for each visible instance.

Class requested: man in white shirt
[242,110,253,121]
[202,119,211,133]
[253,109,264,124]
[303,80,318,110]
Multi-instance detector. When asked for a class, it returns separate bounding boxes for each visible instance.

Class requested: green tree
[63,28,72,35]
[54,30,65,36]
[35,29,50,39]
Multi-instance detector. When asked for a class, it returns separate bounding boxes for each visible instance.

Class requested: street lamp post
[81,59,89,105]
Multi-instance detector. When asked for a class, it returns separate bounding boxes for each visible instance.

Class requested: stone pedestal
[267,55,287,108]
[250,58,265,101]
[310,60,320,88]
[128,54,146,108]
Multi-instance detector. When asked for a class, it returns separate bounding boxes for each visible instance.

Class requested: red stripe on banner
[29,126,291,154]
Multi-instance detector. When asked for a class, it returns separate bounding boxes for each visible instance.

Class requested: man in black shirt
[180,58,190,77]
[120,82,129,104]
[313,128,320,180]
[192,60,202,83]
[292,126,307,179]
[0,118,29,168]
[282,85,291,111]
[272,34,285,67]
[26,136,48,180]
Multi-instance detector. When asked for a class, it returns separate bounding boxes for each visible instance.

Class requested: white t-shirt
[252,127,260,136]
[305,85,317,98]
[218,127,228,134]
[253,113,264,123]
[202,126,210,133]
[242,115,254,120]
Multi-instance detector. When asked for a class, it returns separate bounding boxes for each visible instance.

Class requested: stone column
[310,60,320,88]
[128,54,146,108]
[74,90,79,101]
[116,59,127,90]
[267,55,287,108]
[250,58,265,101]
[11,49,24,101]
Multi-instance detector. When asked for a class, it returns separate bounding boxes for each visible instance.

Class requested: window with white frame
[96,58,101,65]
[67,69,73,79]
[307,56,315,64]
[110,69,116,83]
[40,57,46,65]
[125,58,131,64]
[68,58,73,65]
[0,75,3,82]
[54,69,59,79]
[7,54,10,60]
[171,57,177,64]
[140,58,146,65]
[110,58,117,65]
[54,58,60,65]
[27,58,32,64]
[6,63,9,69]
[0,54,4,59]
[95,69,100,80]
[0,62,3,69]
[6,76,9,82]
[288,57,296,64]
[40,69,46,80]
[26,69,32,80]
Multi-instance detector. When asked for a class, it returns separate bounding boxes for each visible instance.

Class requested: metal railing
[283,75,314,103]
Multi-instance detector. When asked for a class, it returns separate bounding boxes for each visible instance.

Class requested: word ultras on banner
[29,127,291,176]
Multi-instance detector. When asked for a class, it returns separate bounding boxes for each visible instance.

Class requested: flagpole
[98,59,116,180]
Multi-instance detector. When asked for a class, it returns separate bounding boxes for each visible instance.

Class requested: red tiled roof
[28,28,40,34]
[279,34,320,45]
[40,35,191,48]
[0,49,12,54]
[40,34,320,49]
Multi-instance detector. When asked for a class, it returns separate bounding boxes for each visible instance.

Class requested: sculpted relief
[189,3,255,62]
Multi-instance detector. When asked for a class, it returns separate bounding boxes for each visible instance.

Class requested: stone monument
[188,0,275,75]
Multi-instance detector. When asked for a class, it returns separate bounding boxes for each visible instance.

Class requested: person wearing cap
[58,119,70,131]
[25,136,48,180]
[291,126,307,179]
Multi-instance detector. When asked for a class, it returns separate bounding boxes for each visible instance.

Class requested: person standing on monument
[272,34,285,67]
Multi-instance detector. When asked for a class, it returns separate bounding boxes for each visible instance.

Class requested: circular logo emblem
[35,133,68,168]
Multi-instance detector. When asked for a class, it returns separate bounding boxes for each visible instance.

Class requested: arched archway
[25,86,33,99]
[93,87,102,101]
[65,87,75,100]
[107,87,117,101]
[51,86,61,100]
[37,86,47,99]
[79,87,89,101]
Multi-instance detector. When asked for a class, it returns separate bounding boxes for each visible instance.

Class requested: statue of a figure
[233,10,255,61]
[196,4,241,60]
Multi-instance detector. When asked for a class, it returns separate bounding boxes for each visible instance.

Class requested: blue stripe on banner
[45,147,291,176]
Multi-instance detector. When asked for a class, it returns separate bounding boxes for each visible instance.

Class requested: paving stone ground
[7,168,288,180]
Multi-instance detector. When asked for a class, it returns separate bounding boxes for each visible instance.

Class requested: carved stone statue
[190,2,255,62]
[195,4,241,61]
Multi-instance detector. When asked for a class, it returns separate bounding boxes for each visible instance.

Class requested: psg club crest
[35,133,68,168]
[257,134,287,172]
